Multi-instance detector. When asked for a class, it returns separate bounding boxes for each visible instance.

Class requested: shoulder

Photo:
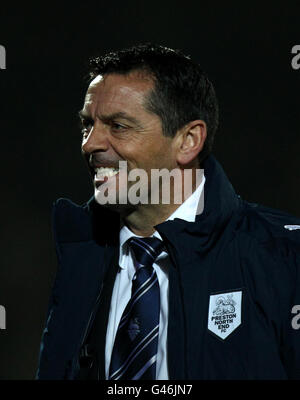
[239,200,300,249]
[51,197,120,245]
[52,197,93,243]
[236,200,300,287]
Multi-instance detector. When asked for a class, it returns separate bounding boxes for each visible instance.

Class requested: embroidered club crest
[208,290,242,340]
[127,317,140,341]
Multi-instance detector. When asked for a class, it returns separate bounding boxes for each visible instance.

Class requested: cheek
[144,149,173,172]
[153,140,175,163]
[113,140,148,163]
[112,136,174,168]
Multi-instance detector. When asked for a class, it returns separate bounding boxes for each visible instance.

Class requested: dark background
[0,2,299,379]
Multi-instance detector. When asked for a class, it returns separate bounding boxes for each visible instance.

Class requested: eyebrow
[78,110,143,128]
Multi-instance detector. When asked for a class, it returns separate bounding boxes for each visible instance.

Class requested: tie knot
[128,236,164,269]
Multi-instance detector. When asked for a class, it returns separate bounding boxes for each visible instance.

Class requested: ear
[175,120,207,166]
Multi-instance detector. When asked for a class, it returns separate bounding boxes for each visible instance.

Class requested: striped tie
[108,236,164,380]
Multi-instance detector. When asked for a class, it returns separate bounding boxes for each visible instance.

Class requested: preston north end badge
[208,290,242,340]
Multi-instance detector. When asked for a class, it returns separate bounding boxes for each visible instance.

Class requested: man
[36,44,300,380]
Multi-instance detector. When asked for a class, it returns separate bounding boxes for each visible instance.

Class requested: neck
[121,167,203,236]
[121,203,181,236]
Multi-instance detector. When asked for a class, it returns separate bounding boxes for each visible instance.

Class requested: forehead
[83,72,154,115]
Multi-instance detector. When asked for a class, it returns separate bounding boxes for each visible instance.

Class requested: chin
[94,188,135,213]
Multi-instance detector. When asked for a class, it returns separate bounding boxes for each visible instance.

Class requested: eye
[110,121,127,132]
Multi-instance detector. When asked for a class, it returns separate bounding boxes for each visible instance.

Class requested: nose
[81,123,110,155]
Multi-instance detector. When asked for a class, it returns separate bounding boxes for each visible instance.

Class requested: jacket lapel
[154,155,241,379]
[43,198,120,379]
[84,248,120,379]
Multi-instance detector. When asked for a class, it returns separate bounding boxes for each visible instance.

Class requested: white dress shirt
[105,174,205,379]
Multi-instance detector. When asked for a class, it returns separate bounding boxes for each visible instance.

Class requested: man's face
[80,71,178,210]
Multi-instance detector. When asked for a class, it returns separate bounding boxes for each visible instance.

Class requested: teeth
[95,167,119,180]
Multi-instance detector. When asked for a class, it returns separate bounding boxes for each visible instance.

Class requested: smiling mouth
[94,166,120,187]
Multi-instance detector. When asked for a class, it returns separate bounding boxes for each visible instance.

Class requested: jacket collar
[154,155,241,260]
